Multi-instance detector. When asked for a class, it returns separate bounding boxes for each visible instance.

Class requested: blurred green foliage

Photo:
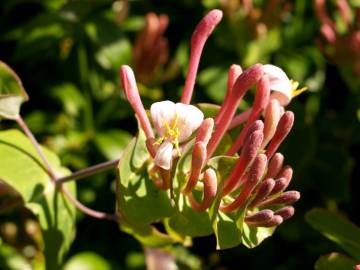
[0,0,359,269]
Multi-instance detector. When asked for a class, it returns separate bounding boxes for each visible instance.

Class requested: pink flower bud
[265,153,284,179]
[195,118,214,146]
[215,64,243,125]
[181,9,223,104]
[253,215,283,227]
[274,206,295,220]
[222,128,264,196]
[227,76,270,155]
[207,64,264,158]
[249,178,276,208]
[270,177,290,195]
[258,190,300,208]
[245,209,274,224]
[188,168,217,212]
[221,154,267,212]
[120,65,154,139]
[277,165,293,181]
[183,142,207,194]
[262,99,282,148]
[265,111,294,159]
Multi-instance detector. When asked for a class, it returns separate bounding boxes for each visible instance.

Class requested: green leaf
[167,193,213,237]
[198,67,228,103]
[94,129,132,160]
[95,39,132,70]
[306,209,360,261]
[241,222,276,249]
[0,129,76,269]
[315,253,358,270]
[197,103,221,119]
[0,61,28,119]
[116,129,174,228]
[63,252,112,270]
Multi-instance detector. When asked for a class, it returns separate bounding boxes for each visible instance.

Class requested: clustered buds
[315,0,360,75]
[120,9,304,231]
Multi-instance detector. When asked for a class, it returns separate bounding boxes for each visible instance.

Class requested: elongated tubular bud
[265,111,294,159]
[188,168,217,212]
[183,142,207,194]
[146,138,158,158]
[227,76,270,156]
[265,153,284,179]
[336,0,351,28]
[258,191,300,208]
[195,118,214,146]
[274,206,295,220]
[251,215,283,227]
[222,127,264,196]
[221,154,267,213]
[228,109,252,130]
[269,177,289,195]
[215,64,243,125]
[262,99,282,148]
[314,0,337,43]
[207,64,264,158]
[276,165,293,181]
[181,9,223,104]
[248,178,276,208]
[120,65,154,139]
[245,209,274,224]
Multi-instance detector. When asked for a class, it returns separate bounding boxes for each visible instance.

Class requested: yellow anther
[156,114,182,156]
[290,79,308,98]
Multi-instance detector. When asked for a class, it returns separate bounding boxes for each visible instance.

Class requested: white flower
[263,64,306,106]
[150,100,204,169]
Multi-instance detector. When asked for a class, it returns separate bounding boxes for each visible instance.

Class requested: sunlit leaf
[315,253,358,270]
[63,252,112,270]
[95,129,132,160]
[0,129,76,269]
[0,61,28,119]
[306,209,360,261]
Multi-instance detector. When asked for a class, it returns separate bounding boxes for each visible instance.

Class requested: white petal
[175,103,204,142]
[263,64,292,106]
[154,141,174,170]
[150,100,176,136]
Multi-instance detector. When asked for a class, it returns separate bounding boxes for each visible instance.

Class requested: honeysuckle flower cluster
[120,9,304,238]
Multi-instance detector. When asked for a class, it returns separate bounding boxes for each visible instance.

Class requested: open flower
[150,101,204,169]
[264,64,307,106]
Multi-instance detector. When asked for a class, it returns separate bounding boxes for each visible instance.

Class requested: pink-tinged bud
[336,0,351,28]
[276,165,293,181]
[249,178,276,208]
[146,137,158,158]
[253,215,284,227]
[275,206,295,220]
[265,111,294,159]
[221,154,267,213]
[228,109,252,130]
[215,64,243,125]
[258,191,300,208]
[207,64,264,158]
[270,177,290,195]
[222,128,264,195]
[188,168,217,212]
[120,65,154,139]
[181,9,223,104]
[195,118,214,146]
[265,153,284,179]
[227,76,270,155]
[245,209,274,224]
[262,99,282,148]
[183,142,207,194]
[354,265,360,270]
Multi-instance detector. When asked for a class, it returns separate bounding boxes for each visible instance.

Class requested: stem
[61,186,119,221]
[56,159,119,185]
[15,115,118,222]
[15,116,57,181]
